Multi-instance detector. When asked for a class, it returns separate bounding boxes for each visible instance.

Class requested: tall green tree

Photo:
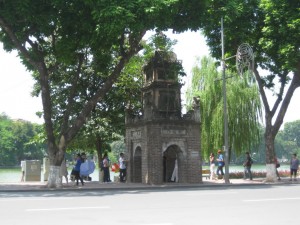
[186,56,261,160]
[0,113,14,166]
[0,113,45,166]
[276,120,300,157]
[200,0,300,180]
[0,0,207,187]
[280,120,300,149]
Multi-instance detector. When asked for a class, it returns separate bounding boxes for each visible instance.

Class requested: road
[0,184,299,225]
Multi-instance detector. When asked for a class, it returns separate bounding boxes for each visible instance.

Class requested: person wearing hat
[216,149,225,179]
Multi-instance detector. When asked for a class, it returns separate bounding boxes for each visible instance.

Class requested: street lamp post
[219,17,254,183]
[221,17,230,184]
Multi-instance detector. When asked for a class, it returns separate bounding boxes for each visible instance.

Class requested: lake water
[0,164,290,183]
[0,167,116,183]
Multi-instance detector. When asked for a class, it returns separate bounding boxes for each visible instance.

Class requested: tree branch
[0,16,39,68]
[60,53,84,134]
[0,16,56,154]
[253,67,270,116]
[273,65,300,134]
[270,72,288,118]
[63,30,146,145]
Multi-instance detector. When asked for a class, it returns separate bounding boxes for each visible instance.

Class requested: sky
[0,31,299,127]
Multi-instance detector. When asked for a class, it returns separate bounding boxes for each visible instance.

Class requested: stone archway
[163,145,183,183]
[133,146,142,183]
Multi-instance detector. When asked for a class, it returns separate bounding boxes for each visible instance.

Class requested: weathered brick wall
[126,119,201,185]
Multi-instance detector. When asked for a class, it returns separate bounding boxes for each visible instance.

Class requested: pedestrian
[20,160,25,182]
[59,157,68,184]
[80,155,96,181]
[102,153,111,183]
[290,153,299,181]
[72,153,84,186]
[170,158,178,182]
[79,152,88,180]
[243,152,253,180]
[209,152,217,180]
[216,150,225,179]
[274,157,281,180]
[118,153,127,182]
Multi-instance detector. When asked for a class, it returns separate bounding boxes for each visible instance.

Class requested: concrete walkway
[0,177,297,192]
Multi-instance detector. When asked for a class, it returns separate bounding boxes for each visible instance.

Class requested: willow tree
[186,56,262,160]
[200,0,300,181]
[0,0,207,188]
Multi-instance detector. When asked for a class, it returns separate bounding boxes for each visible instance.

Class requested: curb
[1,179,298,193]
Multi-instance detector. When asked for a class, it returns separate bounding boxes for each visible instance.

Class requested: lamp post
[221,17,230,184]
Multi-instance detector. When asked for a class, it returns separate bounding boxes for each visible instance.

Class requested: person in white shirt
[170,159,178,182]
[20,161,25,182]
[118,153,127,182]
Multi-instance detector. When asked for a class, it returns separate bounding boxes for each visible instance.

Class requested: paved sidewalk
[0,177,297,192]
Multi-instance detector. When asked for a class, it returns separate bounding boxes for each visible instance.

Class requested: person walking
[118,153,127,183]
[216,150,225,179]
[274,157,281,180]
[73,153,84,186]
[20,160,25,182]
[243,152,253,180]
[290,153,299,181]
[209,152,217,180]
[102,153,111,183]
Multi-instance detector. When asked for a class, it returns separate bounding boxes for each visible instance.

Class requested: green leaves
[186,56,261,159]
[0,0,209,169]
[0,113,45,166]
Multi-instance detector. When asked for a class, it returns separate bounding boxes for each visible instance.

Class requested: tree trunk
[265,130,276,181]
[254,68,300,182]
[264,109,277,182]
[46,137,66,188]
[47,165,62,188]
[265,164,276,182]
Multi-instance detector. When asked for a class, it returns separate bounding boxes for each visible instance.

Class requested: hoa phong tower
[125,51,202,184]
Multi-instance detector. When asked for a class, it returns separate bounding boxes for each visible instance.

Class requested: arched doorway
[163,145,183,182]
[133,146,142,183]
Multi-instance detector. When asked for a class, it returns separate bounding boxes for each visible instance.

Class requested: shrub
[229,170,290,179]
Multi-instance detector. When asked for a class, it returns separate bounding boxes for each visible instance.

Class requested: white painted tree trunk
[265,164,276,182]
[47,165,62,188]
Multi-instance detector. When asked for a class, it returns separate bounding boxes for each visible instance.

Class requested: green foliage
[200,0,300,166]
[65,52,144,155]
[65,34,180,156]
[0,0,208,171]
[186,56,262,160]
[0,113,46,166]
[277,120,300,156]
[201,0,300,91]
[110,139,126,162]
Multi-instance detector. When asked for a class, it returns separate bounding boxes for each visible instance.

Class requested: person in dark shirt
[243,152,253,180]
[73,153,84,186]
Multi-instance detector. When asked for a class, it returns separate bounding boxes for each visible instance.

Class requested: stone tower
[125,51,202,184]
